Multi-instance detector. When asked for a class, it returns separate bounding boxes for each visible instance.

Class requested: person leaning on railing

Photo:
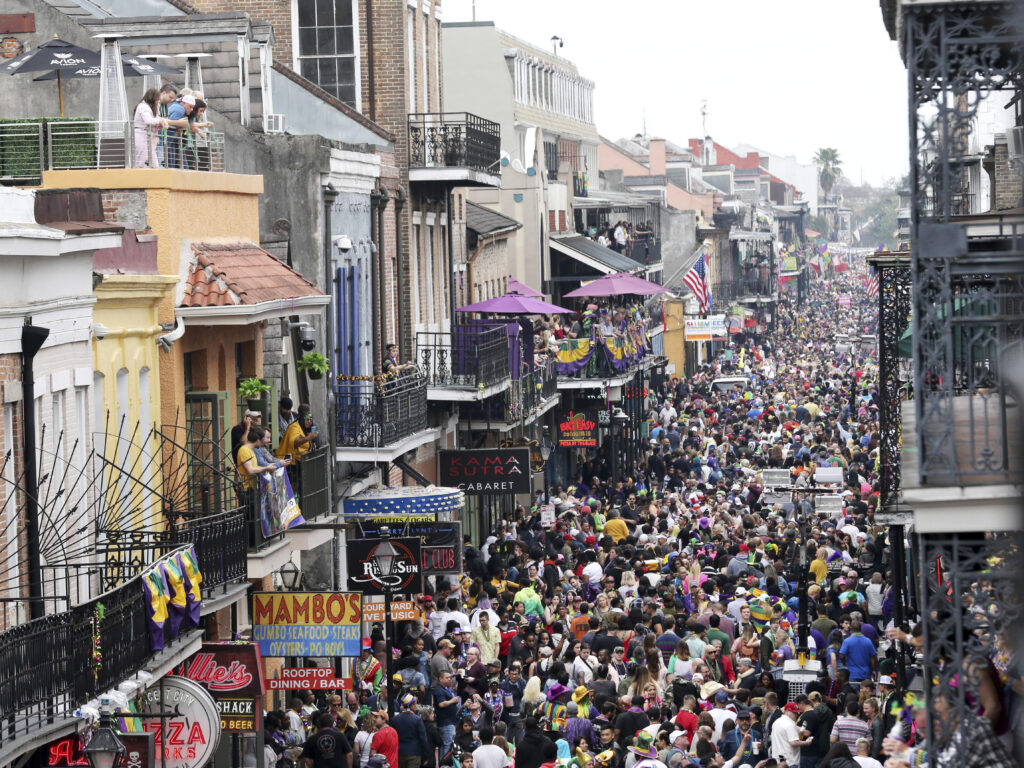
[236,425,290,505]
[133,88,169,168]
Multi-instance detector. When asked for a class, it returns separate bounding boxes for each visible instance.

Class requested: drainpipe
[446,189,456,333]
[394,186,408,359]
[375,185,391,367]
[323,184,339,519]
[22,323,49,621]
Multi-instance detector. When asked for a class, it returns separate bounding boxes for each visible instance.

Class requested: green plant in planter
[297,352,330,380]
[239,377,270,407]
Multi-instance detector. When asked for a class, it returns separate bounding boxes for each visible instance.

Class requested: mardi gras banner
[142,545,204,651]
[555,338,594,375]
[259,467,305,539]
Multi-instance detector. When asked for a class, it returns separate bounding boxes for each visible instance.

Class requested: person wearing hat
[770,703,810,766]
[370,709,399,768]
[359,638,383,694]
[625,731,666,768]
[536,684,570,735]
[721,708,764,766]
[393,693,429,768]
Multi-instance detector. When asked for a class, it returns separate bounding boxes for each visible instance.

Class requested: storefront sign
[183,643,265,733]
[356,519,463,576]
[252,592,362,657]
[438,448,531,494]
[268,668,345,690]
[347,537,422,595]
[362,600,419,622]
[684,315,727,341]
[34,733,154,768]
[558,411,597,447]
[141,676,221,768]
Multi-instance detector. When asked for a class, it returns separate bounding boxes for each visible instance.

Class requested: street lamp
[84,702,126,768]
[278,560,302,591]
[540,426,553,502]
[371,527,396,721]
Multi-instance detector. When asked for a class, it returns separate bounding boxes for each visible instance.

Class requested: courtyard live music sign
[438,448,530,495]
[183,642,266,733]
[558,411,597,447]
[252,592,362,657]
[346,536,422,595]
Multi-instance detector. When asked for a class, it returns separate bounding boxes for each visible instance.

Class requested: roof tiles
[181,242,323,309]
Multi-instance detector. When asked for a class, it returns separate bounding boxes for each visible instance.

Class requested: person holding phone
[276,404,319,495]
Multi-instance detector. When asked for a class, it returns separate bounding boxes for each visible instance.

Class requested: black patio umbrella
[1,36,102,116]
[33,53,182,82]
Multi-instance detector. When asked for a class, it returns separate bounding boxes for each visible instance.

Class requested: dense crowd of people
[262,270,1018,768]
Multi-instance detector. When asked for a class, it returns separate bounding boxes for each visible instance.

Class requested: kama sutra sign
[438,448,531,494]
[558,411,597,447]
[183,643,266,733]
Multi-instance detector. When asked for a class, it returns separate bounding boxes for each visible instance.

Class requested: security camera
[298,324,316,352]
[90,323,110,340]
[334,234,353,253]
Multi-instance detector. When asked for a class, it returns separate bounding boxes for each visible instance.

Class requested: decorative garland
[92,602,106,685]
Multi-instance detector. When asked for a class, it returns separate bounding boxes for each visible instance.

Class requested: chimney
[649,139,666,176]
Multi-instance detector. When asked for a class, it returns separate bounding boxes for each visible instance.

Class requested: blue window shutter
[335,266,348,377]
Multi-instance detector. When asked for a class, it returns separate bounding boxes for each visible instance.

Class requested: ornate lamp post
[83,703,126,768]
[370,527,397,720]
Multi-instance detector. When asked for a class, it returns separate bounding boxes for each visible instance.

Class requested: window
[296,0,358,108]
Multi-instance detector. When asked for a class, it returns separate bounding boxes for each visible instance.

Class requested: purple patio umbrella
[564,271,665,298]
[456,293,573,315]
[507,277,543,298]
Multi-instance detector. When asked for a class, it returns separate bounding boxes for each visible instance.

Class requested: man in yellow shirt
[602,509,629,543]
[809,546,829,585]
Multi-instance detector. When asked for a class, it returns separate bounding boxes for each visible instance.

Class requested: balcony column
[394,187,409,361]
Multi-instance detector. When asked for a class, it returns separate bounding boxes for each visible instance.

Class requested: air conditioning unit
[264,113,286,134]
[1008,126,1024,164]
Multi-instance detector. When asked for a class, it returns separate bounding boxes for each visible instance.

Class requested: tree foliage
[814,147,843,200]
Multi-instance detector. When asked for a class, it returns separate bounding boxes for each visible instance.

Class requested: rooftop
[466,202,521,236]
[181,241,322,309]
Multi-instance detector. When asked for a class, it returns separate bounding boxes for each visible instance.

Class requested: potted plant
[297,352,330,380]
[239,377,270,411]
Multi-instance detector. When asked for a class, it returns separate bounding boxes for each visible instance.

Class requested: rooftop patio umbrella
[1,37,102,116]
[507,277,543,298]
[456,293,574,315]
[33,53,182,81]
[564,271,664,298]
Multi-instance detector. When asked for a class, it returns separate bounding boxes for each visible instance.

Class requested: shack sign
[558,411,597,447]
[347,537,422,595]
[183,642,265,733]
[438,448,531,494]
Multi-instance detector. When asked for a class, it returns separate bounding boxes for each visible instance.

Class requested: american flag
[865,265,879,297]
[683,253,713,314]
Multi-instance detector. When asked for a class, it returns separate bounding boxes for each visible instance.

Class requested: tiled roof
[181,242,323,309]
[466,201,521,235]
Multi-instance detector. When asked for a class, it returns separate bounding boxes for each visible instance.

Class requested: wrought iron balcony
[417,325,510,398]
[296,445,331,520]
[408,112,501,184]
[626,236,661,266]
[555,327,655,384]
[334,373,428,449]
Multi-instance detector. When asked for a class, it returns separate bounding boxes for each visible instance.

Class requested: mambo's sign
[438,448,531,494]
[252,593,362,658]
[346,537,422,595]
[558,411,597,447]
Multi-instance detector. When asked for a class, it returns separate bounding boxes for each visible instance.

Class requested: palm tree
[814,148,843,202]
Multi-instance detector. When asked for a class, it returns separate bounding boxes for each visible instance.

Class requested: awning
[550,235,643,275]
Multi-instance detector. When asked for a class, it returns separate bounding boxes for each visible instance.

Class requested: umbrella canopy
[2,37,102,116]
[564,272,664,298]
[456,293,573,315]
[506,277,543,298]
[33,53,182,81]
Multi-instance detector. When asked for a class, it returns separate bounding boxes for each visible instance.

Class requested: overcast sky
[443,0,909,188]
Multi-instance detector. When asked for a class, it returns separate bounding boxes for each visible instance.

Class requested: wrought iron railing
[626,237,661,266]
[174,510,247,590]
[334,373,428,448]
[0,547,188,754]
[297,445,331,519]
[408,112,501,174]
[0,118,225,183]
[416,326,510,390]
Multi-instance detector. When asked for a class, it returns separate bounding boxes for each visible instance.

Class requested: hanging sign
[438,448,531,494]
[346,537,423,595]
[267,668,346,690]
[252,592,362,657]
[558,411,597,447]
[33,733,155,768]
[141,676,221,768]
[363,600,420,622]
[183,642,266,733]
[684,315,727,341]
[356,519,463,576]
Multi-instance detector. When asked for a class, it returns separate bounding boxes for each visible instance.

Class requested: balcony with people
[407,112,502,187]
[552,302,658,389]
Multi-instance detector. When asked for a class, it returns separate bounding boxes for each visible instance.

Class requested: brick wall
[100,189,148,230]
[993,140,1023,211]
[190,0,295,66]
